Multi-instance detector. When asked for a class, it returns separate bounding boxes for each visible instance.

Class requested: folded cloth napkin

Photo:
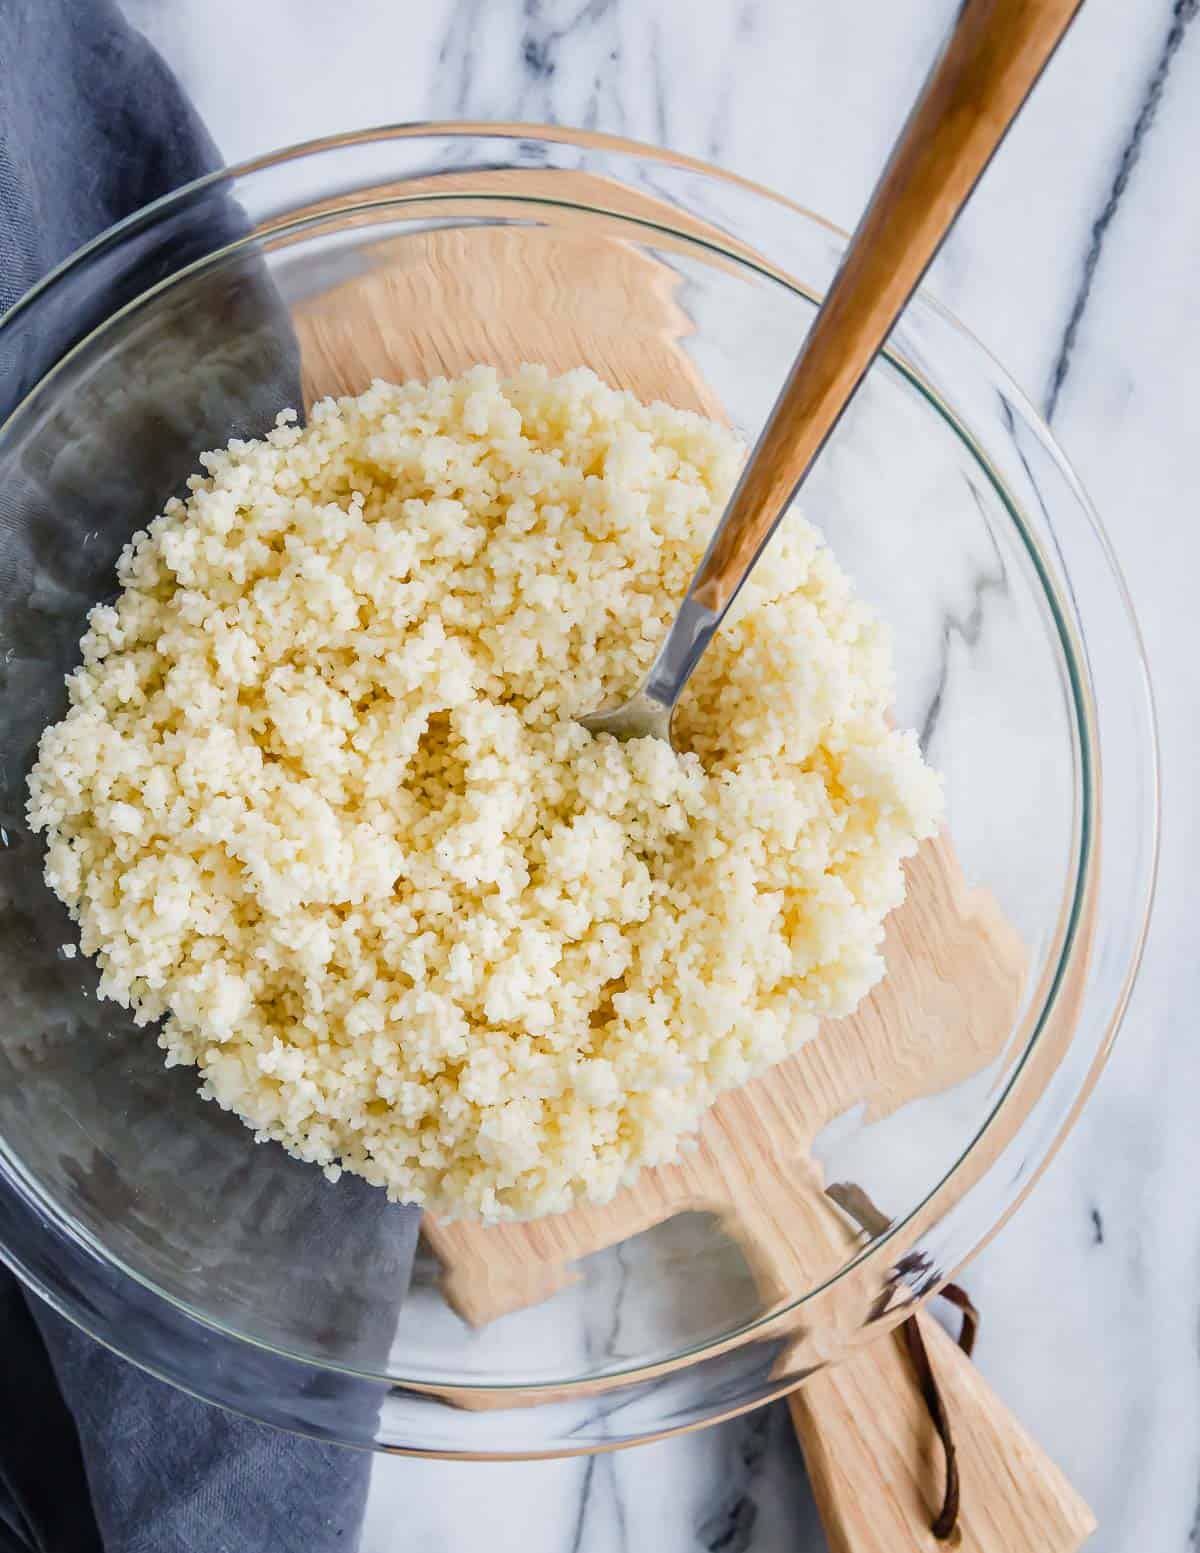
[0,3,419,1549]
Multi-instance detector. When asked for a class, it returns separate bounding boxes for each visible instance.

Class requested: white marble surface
[120,0,1198,1547]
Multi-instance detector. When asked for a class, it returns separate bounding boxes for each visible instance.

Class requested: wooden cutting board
[291,170,1095,1552]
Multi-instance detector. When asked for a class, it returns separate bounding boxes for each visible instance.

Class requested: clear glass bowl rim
[0,122,1161,1406]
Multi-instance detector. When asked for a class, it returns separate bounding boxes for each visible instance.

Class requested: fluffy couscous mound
[27,365,941,1220]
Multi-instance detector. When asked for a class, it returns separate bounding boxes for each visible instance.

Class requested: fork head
[577,687,675,746]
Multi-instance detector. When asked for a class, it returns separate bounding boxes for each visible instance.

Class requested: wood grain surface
[291,167,1093,1550]
[793,1311,1095,1552]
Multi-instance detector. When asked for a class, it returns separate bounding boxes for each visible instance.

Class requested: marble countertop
[119,1,1196,1547]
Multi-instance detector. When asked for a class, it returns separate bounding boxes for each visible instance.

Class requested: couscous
[27,365,941,1220]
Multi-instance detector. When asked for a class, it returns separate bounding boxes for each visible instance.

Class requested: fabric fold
[0,2,419,1548]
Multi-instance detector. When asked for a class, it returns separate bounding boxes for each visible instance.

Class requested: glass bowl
[0,125,1157,1457]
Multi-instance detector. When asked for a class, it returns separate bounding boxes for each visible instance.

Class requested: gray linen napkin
[0,3,420,1549]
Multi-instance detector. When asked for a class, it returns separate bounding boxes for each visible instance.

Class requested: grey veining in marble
[118,2,1199,1548]
[1044,0,1198,422]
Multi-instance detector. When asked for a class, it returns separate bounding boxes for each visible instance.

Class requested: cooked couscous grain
[27,365,941,1220]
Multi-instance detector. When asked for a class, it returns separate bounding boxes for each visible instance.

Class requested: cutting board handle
[790,1311,1095,1552]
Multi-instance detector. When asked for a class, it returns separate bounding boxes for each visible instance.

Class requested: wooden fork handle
[691,0,1082,615]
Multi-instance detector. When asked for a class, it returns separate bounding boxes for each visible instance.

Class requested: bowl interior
[0,172,1084,1392]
